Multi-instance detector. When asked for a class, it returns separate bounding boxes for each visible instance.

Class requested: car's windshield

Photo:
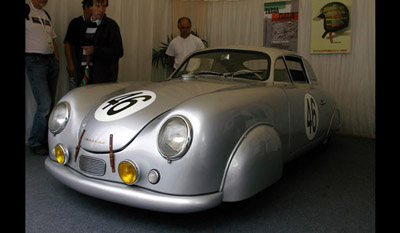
[172,50,271,81]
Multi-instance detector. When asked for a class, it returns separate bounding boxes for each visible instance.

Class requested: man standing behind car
[79,0,123,85]
[64,0,91,89]
[25,0,59,155]
[166,17,205,70]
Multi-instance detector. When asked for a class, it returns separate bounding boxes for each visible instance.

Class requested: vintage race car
[45,46,340,213]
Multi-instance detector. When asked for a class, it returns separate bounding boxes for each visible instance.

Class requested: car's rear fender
[221,123,283,202]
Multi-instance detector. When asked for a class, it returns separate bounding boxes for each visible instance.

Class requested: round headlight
[118,160,139,185]
[54,144,69,165]
[49,102,70,135]
[158,116,192,161]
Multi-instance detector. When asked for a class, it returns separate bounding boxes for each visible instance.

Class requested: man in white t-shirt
[166,17,205,70]
[25,0,59,155]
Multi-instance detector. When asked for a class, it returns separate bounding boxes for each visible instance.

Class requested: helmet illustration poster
[310,0,352,54]
[318,2,350,43]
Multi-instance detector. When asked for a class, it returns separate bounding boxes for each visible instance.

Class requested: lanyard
[30,1,51,37]
[30,1,53,50]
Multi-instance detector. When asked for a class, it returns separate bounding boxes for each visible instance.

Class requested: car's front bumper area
[45,158,223,213]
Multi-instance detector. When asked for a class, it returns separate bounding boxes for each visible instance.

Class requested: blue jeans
[26,54,59,147]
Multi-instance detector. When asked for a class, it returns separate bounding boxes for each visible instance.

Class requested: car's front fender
[221,123,283,202]
[48,82,132,148]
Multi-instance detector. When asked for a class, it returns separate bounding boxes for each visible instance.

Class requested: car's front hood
[79,78,246,152]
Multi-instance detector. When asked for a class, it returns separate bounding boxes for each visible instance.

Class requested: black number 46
[306,98,317,134]
[102,92,152,116]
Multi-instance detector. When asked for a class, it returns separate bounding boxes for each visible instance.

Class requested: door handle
[320,99,326,106]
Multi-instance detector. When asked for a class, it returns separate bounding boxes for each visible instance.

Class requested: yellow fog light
[118,160,139,185]
[55,144,69,165]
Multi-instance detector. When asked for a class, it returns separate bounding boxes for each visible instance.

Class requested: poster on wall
[310,0,352,54]
[263,1,299,52]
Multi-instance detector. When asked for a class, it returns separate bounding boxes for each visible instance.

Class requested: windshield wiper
[230,70,264,80]
[193,71,224,76]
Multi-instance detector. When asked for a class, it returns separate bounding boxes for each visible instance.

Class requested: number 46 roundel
[304,93,319,140]
[95,90,156,122]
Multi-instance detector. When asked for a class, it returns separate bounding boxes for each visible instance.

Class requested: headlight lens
[54,144,69,165]
[118,160,139,185]
[49,102,70,135]
[158,116,192,161]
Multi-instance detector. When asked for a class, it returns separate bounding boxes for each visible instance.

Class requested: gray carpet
[25,135,375,233]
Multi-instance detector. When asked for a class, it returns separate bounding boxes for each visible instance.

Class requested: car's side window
[284,56,309,83]
[274,57,291,83]
[302,58,319,84]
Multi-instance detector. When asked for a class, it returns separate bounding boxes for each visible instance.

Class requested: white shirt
[166,34,205,69]
[25,2,57,54]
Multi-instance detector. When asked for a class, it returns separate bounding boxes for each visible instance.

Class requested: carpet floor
[25,135,375,233]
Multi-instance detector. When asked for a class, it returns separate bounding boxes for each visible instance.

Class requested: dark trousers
[26,54,59,147]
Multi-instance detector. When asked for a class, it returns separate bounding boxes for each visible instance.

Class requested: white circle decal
[304,93,319,140]
[95,90,156,122]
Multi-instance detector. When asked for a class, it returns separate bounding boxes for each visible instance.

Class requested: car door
[275,56,330,158]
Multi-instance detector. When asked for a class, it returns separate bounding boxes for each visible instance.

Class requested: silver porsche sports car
[45,46,340,213]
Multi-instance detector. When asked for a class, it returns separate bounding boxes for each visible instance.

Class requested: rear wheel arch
[221,123,283,202]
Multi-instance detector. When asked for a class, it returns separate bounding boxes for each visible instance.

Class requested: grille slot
[79,155,106,176]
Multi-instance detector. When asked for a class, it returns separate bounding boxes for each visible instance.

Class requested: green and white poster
[263,1,299,52]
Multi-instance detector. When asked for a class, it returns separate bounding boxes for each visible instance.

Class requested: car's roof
[196,45,299,60]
